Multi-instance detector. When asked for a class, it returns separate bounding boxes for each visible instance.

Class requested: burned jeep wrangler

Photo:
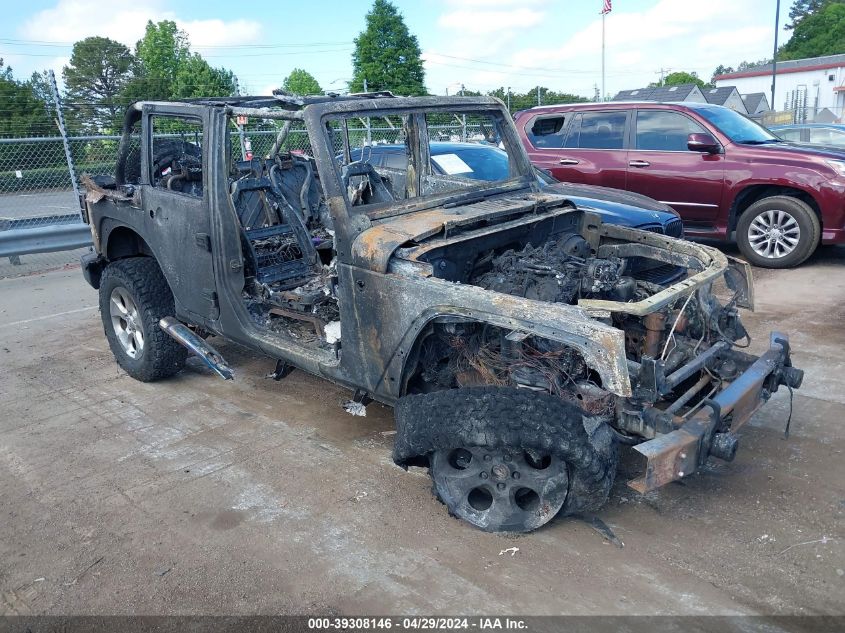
[80,93,803,532]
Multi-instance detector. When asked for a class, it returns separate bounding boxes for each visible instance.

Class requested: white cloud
[444,0,546,5]
[180,19,262,48]
[438,8,545,35]
[19,0,261,50]
[425,0,782,97]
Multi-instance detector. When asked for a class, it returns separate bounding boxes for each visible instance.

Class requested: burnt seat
[230,160,317,288]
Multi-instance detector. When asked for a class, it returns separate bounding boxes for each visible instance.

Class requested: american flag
[601,0,612,14]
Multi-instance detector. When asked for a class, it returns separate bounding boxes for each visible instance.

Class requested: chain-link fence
[0,96,492,279]
[0,133,94,278]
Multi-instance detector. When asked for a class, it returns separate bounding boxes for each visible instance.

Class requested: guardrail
[0,214,91,259]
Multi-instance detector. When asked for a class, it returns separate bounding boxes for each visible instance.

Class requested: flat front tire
[99,257,187,381]
[393,387,619,532]
[736,196,820,268]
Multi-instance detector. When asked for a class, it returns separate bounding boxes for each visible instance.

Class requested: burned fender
[336,263,632,401]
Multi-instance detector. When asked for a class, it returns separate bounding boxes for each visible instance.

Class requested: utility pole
[363,78,368,93]
[601,10,606,101]
[461,84,467,140]
[656,67,672,86]
[772,0,781,111]
[537,85,541,106]
[507,86,511,112]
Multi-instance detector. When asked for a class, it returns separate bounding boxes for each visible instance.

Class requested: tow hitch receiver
[159,317,234,380]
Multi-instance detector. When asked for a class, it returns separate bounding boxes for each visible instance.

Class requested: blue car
[350,142,683,233]
[769,123,845,147]
[349,142,685,283]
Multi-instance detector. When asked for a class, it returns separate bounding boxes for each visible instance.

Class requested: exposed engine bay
[472,233,635,305]
[399,225,758,446]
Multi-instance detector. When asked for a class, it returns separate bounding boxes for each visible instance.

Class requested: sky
[0,0,791,99]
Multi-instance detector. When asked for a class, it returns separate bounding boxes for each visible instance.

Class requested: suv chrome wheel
[110,286,144,358]
[748,209,801,259]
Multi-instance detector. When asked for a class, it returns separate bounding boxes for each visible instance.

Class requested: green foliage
[712,59,773,82]
[651,71,708,88]
[173,54,237,98]
[0,161,115,193]
[62,36,135,132]
[780,1,845,59]
[350,0,426,95]
[786,0,838,29]
[282,68,322,95]
[487,87,588,113]
[135,20,189,91]
[0,59,55,139]
[119,20,237,105]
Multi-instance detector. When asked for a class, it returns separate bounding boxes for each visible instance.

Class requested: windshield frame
[688,104,778,144]
[316,102,537,221]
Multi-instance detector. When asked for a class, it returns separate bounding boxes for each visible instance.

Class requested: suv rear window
[525,115,567,148]
[635,110,707,151]
[566,111,626,149]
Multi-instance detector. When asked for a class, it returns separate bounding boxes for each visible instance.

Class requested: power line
[0,37,353,49]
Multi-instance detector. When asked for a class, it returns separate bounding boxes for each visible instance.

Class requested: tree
[651,71,708,88]
[62,37,135,132]
[711,64,734,82]
[0,60,63,171]
[173,53,237,98]
[780,1,845,59]
[350,0,426,95]
[120,20,237,103]
[487,86,587,112]
[712,58,773,82]
[786,0,838,29]
[135,20,189,96]
[282,68,322,95]
[0,60,54,139]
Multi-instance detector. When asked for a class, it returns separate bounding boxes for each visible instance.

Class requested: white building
[714,53,845,122]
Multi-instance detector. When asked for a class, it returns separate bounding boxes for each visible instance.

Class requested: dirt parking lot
[0,246,843,617]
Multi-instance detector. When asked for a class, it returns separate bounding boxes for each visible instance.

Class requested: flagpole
[601,11,606,101]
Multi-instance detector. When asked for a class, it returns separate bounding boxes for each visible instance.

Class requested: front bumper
[629,332,803,493]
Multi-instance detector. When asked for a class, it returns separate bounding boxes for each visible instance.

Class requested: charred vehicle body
[80,94,803,532]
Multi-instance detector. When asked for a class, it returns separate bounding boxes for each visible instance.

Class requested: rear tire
[736,196,819,268]
[99,257,187,381]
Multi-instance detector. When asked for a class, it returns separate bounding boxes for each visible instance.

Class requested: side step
[159,317,234,380]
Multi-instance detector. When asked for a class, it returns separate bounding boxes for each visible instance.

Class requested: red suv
[515,101,845,267]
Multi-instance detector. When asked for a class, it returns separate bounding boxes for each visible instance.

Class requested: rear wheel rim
[430,447,568,532]
[748,209,801,259]
[109,286,144,359]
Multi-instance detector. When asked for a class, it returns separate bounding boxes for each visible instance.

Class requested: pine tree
[350,0,426,95]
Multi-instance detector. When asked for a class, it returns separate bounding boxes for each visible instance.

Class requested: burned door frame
[137,104,219,325]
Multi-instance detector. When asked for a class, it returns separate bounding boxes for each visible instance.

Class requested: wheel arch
[104,225,155,261]
[729,184,822,232]
[100,222,177,298]
[394,312,628,399]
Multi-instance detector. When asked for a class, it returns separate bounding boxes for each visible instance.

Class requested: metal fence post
[48,70,82,218]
